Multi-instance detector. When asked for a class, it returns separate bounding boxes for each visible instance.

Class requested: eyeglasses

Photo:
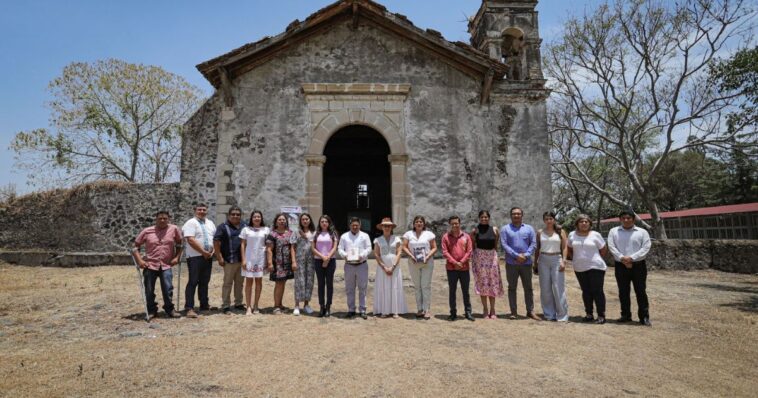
[230,213,242,217]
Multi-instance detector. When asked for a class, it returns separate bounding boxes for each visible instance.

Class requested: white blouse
[402,230,436,264]
[567,231,606,272]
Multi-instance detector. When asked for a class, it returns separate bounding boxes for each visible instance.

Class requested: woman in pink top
[311,215,339,317]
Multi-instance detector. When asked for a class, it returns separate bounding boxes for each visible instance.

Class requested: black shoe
[595,317,606,324]
[465,312,475,322]
[222,307,231,314]
[360,311,367,319]
[641,317,652,327]
[234,304,246,310]
[582,314,595,323]
[346,311,356,319]
[318,307,326,318]
[325,305,331,318]
[447,313,458,321]
[617,316,632,323]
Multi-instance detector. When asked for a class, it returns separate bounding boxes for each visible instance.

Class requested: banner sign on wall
[281,206,303,231]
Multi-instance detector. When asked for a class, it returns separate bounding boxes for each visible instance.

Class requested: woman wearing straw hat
[373,217,407,318]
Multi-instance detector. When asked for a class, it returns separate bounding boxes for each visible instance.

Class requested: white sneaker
[293,307,300,316]
[303,305,314,314]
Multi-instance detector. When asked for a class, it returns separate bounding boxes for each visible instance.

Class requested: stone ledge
[302,83,411,96]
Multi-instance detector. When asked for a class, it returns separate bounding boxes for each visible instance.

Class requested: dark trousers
[446,269,471,315]
[505,263,534,314]
[143,267,174,314]
[575,269,606,317]
[615,261,649,319]
[185,256,213,310]
[314,258,336,307]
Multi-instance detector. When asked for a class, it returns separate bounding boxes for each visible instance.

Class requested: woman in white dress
[373,217,407,318]
[402,216,437,319]
[240,210,269,315]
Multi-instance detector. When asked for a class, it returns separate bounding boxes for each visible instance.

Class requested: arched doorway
[323,125,391,236]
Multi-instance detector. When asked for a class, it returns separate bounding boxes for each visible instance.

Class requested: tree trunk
[648,203,668,240]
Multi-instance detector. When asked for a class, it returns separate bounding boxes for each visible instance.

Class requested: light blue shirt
[499,223,537,265]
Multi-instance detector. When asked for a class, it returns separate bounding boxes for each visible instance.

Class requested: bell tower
[469,0,544,81]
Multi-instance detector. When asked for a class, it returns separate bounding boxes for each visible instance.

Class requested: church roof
[197,0,507,89]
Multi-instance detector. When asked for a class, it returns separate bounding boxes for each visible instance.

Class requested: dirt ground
[0,260,755,398]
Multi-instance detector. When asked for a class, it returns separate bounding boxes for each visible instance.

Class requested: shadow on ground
[695,282,758,313]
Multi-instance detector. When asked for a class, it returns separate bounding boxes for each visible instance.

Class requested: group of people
[132,204,652,326]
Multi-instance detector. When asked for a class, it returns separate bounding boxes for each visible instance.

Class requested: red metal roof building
[600,203,758,239]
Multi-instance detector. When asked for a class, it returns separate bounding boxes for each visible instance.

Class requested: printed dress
[266,229,295,281]
[240,226,270,278]
[373,235,408,315]
[472,225,504,298]
[292,230,315,302]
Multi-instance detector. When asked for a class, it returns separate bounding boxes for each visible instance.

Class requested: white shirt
[402,230,436,264]
[608,225,651,262]
[182,217,217,258]
[567,231,606,272]
[338,231,372,263]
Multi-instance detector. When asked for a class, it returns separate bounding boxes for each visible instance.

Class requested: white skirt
[373,254,408,315]
[242,262,265,278]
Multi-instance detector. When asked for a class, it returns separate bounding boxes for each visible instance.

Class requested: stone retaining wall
[0,182,181,252]
[603,239,757,274]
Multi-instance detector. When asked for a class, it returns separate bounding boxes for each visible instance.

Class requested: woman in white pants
[534,211,569,321]
[402,216,437,319]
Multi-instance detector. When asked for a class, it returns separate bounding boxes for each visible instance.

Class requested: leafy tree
[545,0,756,238]
[710,47,758,203]
[11,59,204,187]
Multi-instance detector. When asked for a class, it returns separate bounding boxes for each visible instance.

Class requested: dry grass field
[0,260,756,397]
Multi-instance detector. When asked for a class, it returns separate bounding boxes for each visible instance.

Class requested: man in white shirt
[607,209,652,326]
[338,217,372,319]
[182,203,217,318]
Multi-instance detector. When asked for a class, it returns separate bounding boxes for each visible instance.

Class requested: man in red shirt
[133,211,184,319]
[442,215,474,321]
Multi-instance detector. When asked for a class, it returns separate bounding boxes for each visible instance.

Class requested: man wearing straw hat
[133,210,183,319]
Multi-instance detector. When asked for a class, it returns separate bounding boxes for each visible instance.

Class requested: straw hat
[376,217,397,230]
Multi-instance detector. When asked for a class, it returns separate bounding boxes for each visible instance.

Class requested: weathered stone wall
[181,20,552,235]
[179,94,222,222]
[0,182,181,252]
[604,240,758,274]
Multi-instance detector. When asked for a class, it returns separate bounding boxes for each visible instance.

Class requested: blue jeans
[185,256,213,310]
[143,267,174,314]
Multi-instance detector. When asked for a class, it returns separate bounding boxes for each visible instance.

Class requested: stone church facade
[181,0,550,233]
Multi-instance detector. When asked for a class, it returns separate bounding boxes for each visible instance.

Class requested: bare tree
[11,59,204,188]
[545,0,756,238]
[0,183,17,203]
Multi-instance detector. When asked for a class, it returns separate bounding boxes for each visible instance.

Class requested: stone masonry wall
[0,182,181,252]
[181,21,552,235]
[602,239,757,274]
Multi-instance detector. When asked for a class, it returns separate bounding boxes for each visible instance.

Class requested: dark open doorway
[323,125,391,237]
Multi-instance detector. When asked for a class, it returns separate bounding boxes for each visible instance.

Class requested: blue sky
[0,0,595,193]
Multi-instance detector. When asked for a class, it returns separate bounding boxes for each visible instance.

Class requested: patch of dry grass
[0,262,755,397]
